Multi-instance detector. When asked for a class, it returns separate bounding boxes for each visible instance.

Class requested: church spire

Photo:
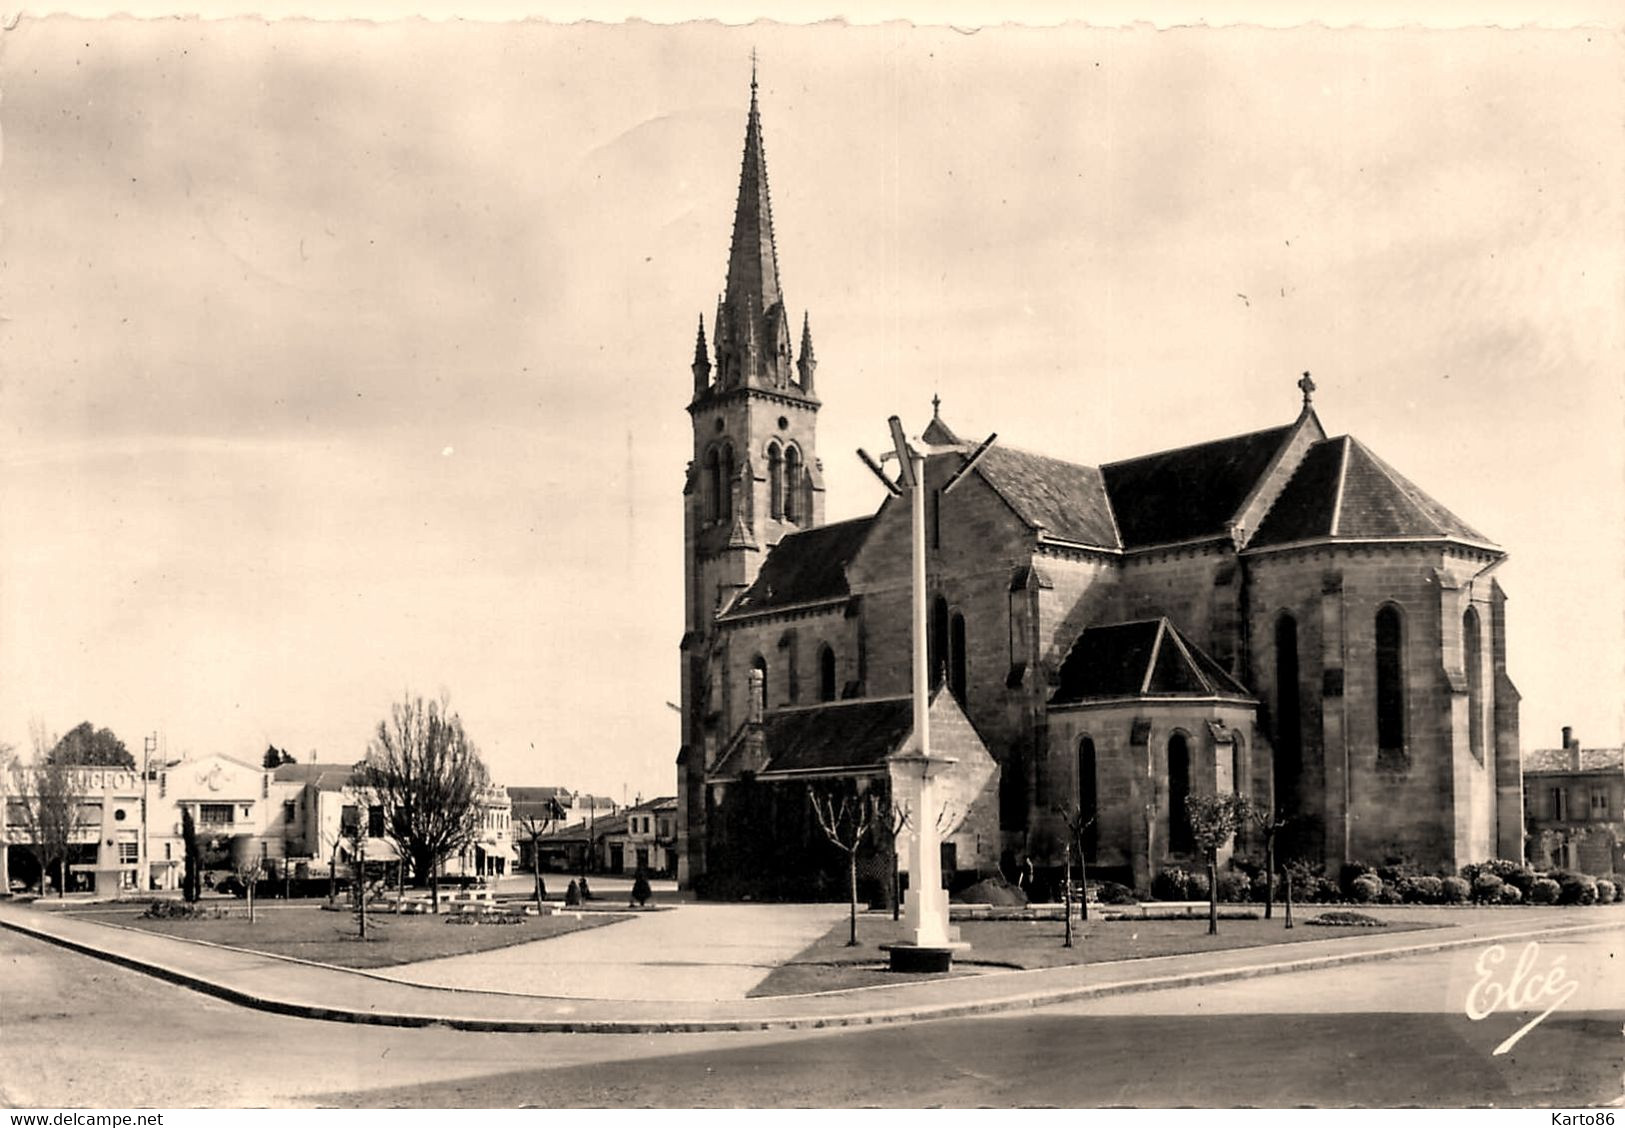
[797,310,817,395]
[716,64,794,390]
[692,314,712,396]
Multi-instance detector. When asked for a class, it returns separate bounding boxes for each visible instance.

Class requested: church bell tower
[677,67,823,887]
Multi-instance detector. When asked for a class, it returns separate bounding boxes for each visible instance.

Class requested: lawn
[749,911,1443,997]
[74,901,630,970]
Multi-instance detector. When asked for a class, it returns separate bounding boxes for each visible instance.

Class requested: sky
[1,15,1621,803]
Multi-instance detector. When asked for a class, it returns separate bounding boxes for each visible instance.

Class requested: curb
[0,912,1615,1035]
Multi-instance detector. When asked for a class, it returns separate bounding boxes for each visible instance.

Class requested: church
[676,75,1523,899]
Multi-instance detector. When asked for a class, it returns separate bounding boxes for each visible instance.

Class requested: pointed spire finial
[1298,370,1316,409]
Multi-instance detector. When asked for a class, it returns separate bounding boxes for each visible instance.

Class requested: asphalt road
[1,926,1619,1108]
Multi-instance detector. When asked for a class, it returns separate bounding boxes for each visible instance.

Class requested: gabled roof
[1250,435,1493,549]
[972,443,1121,550]
[1102,424,1295,548]
[1524,746,1624,774]
[1050,618,1254,705]
[724,515,874,617]
[754,697,916,773]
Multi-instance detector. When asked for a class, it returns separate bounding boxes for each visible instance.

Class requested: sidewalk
[0,899,1616,1034]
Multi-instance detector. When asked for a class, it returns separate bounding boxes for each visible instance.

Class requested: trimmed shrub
[1616,880,1624,904]
[1441,876,1471,904]
[1217,871,1251,903]
[1185,870,1211,902]
[1558,873,1599,906]
[1498,883,1523,905]
[1349,874,1384,903]
[1471,874,1505,904]
[1394,875,1435,904]
[1595,879,1616,905]
[1338,861,1377,899]
[1097,881,1137,905]
[1151,867,1191,901]
[1462,859,1536,897]
[1250,871,1280,903]
[956,878,1026,907]
[1377,886,1404,905]
[1530,877,1561,905]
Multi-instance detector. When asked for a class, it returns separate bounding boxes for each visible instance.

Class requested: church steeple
[692,315,712,396]
[708,67,803,396]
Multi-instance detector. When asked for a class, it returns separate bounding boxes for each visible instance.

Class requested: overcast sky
[1,16,1620,800]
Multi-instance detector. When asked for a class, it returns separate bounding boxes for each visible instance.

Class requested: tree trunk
[430,870,440,915]
[534,847,544,909]
[1207,852,1219,935]
[847,851,859,947]
[891,845,901,922]
[247,877,256,924]
[357,843,368,939]
[1264,833,1275,920]
[1284,868,1294,930]
[1078,843,1090,923]
[57,857,66,899]
[1062,849,1073,948]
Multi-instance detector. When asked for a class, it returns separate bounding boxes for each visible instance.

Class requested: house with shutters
[676,73,1522,897]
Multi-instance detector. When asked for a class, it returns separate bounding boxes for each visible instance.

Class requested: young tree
[874,796,911,922]
[1245,804,1290,920]
[1185,793,1248,935]
[10,726,92,898]
[356,693,489,915]
[808,785,877,947]
[48,722,135,769]
[1053,804,1098,947]
[229,835,263,924]
[516,796,566,910]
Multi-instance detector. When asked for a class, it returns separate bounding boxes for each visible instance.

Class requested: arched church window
[767,442,783,520]
[950,613,967,703]
[750,654,768,714]
[818,644,837,702]
[1274,613,1301,810]
[720,444,736,522]
[1464,606,1484,763]
[784,446,802,524]
[1168,732,1193,853]
[1376,604,1406,767]
[704,447,721,523]
[929,596,949,687]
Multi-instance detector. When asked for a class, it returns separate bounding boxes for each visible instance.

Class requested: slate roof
[1523,746,1624,774]
[1051,618,1254,705]
[972,444,1121,549]
[507,785,574,804]
[755,697,916,773]
[724,515,874,617]
[1102,424,1294,548]
[272,763,359,792]
[1250,436,1492,548]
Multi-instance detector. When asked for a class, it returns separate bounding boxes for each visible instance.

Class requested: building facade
[676,76,1523,897]
[1523,727,1623,876]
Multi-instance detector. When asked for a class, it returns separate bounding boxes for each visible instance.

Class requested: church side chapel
[676,73,1522,900]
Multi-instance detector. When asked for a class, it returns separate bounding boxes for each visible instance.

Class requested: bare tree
[1053,804,1098,947]
[874,796,911,922]
[516,797,566,910]
[229,835,263,924]
[8,724,91,898]
[809,785,878,947]
[1245,804,1290,920]
[1185,793,1249,935]
[356,693,489,915]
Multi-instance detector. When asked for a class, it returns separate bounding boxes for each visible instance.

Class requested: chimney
[1562,725,1574,750]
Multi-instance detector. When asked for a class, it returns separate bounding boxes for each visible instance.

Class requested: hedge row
[1147,857,1623,906]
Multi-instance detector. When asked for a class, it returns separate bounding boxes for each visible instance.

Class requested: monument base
[880,941,970,974]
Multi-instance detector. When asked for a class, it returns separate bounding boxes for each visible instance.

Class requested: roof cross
[1298,370,1316,408]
